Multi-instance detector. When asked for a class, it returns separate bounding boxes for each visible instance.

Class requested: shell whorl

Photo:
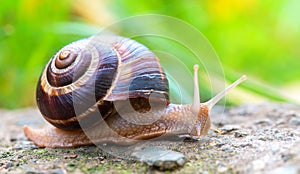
[36,35,169,131]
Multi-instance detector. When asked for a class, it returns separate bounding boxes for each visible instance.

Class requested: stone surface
[289,117,300,126]
[131,147,186,170]
[0,103,300,173]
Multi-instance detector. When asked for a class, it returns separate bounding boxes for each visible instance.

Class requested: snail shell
[36,35,169,131]
[24,34,246,148]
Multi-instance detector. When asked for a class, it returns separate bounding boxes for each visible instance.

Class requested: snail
[23,35,246,148]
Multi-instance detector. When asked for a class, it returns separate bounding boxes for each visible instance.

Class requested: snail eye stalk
[205,75,247,110]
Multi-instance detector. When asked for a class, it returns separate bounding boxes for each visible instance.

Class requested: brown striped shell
[36,35,169,131]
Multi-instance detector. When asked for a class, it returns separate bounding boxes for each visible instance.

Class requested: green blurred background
[1,0,300,109]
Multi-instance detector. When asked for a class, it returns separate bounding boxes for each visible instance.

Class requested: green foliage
[0,0,299,108]
[1,0,68,108]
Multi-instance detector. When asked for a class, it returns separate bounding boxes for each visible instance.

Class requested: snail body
[23,35,246,148]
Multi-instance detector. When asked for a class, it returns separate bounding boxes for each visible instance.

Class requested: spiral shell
[36,35,169,131]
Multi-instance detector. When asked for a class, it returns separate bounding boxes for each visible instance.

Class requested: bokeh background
[1,0,300,109]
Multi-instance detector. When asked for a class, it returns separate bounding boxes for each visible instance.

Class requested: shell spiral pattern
[36,35,169,131]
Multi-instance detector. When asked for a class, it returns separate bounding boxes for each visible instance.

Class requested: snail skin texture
[23,35,247,148]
